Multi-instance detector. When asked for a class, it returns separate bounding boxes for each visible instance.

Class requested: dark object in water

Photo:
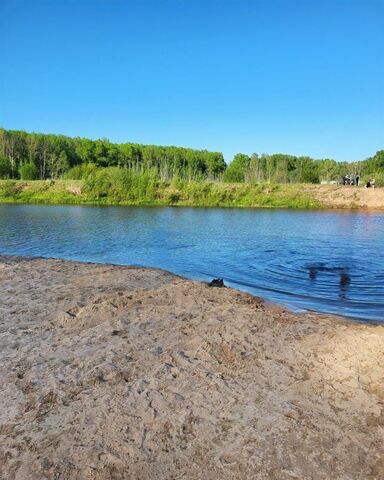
[309,266,317,280]
[208,278,225,288]
[339,272,351,299]
[307,263,351,299]
[339,273,350,288]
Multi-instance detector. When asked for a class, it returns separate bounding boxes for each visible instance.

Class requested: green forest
[0,129,225,181]
[0,128,383,186]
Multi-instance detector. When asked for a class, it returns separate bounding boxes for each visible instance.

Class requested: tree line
[0,129,226,181]
[223,152,384,185]
[0,128,382,185]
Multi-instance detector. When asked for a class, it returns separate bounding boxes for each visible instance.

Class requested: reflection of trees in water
[308,265,351,299]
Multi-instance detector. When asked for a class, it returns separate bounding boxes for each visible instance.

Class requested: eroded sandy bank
[302,185,384,210]
[0,256,383,479]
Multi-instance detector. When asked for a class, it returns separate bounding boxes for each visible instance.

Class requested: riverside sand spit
[0,256,383,480]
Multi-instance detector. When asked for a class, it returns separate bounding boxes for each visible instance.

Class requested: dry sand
[0,256,383,480]
[303,185,384,210]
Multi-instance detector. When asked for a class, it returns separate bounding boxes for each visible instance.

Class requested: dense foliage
[223,152,384,186]
[0,128,225,181]
[0,128,382,186]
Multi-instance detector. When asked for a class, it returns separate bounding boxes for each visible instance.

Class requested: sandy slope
[303,185,384,209]
[0,256,383,480]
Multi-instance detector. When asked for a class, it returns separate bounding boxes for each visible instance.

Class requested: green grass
[0,175,324,209]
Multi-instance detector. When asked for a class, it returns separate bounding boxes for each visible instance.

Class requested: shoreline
[3,198,384,213]
[2,253,382,325]
[1,255,383,479]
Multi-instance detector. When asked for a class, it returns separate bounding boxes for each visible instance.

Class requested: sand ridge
[0,256,383,479]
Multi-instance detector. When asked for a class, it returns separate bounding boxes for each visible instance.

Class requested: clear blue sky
[1,0,383,162]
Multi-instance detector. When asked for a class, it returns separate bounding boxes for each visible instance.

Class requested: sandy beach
[0,256,383,480]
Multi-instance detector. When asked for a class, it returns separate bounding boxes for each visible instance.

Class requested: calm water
[1,204,383,322]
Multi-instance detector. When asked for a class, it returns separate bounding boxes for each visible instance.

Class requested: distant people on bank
[342,174,360,186]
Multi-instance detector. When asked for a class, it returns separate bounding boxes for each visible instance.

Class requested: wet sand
[0,256,383,479]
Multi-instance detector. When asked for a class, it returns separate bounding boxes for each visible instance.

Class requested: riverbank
[1,256,383,479]
[2,179,384,209]
[0,179,321,209]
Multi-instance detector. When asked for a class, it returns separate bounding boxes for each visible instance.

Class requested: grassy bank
[0,176,323,209]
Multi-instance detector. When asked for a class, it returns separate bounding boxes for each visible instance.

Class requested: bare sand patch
[0,256,383,479]
[303,185,384,209]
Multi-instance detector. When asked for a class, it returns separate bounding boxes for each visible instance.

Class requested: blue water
[1,204,383,322]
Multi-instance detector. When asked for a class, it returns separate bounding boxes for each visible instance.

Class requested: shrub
[0,154,12,179]
[19,162,38,180]
[83,167,159,202]
[0,180,18,197]
[64,163,98,180]
[167,191,180,204]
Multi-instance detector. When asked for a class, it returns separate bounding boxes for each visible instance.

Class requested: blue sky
[1,0,383,162]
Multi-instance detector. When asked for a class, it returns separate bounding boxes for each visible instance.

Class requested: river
[1,204,383,322]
